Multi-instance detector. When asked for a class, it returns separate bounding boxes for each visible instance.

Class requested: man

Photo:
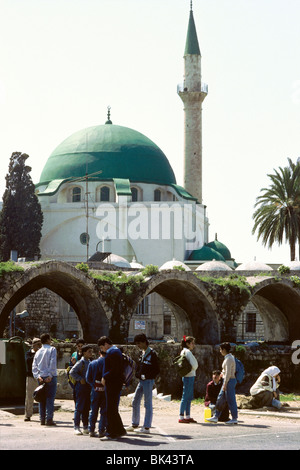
[70,338,85,365]
[98,336,126,440]
[32,333,57,426]
[204,370,229,422]
[24,338,42,422]
[206,342,238,425]
[127,334,160,434]
[86,344,107,437]
[66,338,85,402]
[70,344,93,435]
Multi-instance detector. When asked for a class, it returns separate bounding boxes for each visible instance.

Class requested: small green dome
[39,123,176,185]
[188,245,226,262]
[206,237,232,260]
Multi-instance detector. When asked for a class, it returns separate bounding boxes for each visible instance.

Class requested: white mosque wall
[38,188,207,266]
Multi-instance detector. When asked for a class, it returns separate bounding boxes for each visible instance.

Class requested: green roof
[206,238,232,260]
[184,9,201,56]
[188,245,226,262]
[113,178,132,196]
[39,123,176,186]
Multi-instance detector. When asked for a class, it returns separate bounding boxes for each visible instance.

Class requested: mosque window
[246,313,256,333]
[100,186,110,201]
[164,315,171,335]
[154,189,161,201]
[136,297,149,315]
[80,232,90,245]
[131,187,138,202]
[72,187,81,202]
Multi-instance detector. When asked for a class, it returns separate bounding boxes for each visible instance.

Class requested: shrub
[278,265,291,274]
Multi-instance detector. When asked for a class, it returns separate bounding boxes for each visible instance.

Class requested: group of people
[24,332,283,434]
[179,337,282,426]
[25,332,160,440]
[68,333,160,439]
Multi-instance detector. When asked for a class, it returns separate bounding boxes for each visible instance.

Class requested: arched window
[154,189,161,201]
[72,187,81,202]
[100,186,110,201]
[131,187,138,202]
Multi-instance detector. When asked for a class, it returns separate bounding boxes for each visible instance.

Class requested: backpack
[122,353,137,387]
[66,365,77,387]
[173,352,192,377]
[235,357,245,384]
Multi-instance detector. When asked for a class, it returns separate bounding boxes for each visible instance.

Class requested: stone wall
[54,342,300,400]
[17,289,60,338]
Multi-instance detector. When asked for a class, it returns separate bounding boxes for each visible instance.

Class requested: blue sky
[1,0,300,264]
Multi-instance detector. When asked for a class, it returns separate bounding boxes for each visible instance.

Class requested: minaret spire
[105,105,112,124]
[177,3,207,204]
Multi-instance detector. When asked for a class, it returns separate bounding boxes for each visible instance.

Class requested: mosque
[13,5,268,341]
[36,5,212,268]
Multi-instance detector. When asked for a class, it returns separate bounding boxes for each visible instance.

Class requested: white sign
[135,320,146,330]
[0,341,6,364]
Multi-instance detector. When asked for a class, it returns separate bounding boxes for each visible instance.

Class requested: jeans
[89,389,107,432]
[132,379,155,429]
[74,382,91,428]
[215,378,238,420]
[180,376,195,417]
[39,376,57,423]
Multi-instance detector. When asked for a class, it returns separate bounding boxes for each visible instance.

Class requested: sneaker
[74,427,83,435]
[205,416,218,423]
[126,425,139,432]
[186,418,197,423]
[225,419,238,425]
[46,420,56,426]
[89,431,98,437]
[100,434,118,441]
[82,427,89,435]
[135,427,150,434]
[178,418,190,423]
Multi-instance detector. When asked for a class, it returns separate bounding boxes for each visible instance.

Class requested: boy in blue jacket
[86,346,107,437]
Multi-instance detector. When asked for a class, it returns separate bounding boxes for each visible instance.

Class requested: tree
[0,152,43,261]
[252,158,300,261]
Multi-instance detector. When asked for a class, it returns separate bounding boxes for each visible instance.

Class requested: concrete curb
[239,409,300,419]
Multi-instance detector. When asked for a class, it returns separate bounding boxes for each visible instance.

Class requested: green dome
[39,123,176,185]
[206,238,232,260]
[188,245,226,262]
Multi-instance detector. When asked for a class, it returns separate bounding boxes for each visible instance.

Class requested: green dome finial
[105,105,112,125]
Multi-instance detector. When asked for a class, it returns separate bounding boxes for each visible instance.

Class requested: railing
[177,82,208,94]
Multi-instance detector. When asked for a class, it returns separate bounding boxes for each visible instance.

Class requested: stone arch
[0,261,110,342]
[132,271,220,345]
[248,277,300,342]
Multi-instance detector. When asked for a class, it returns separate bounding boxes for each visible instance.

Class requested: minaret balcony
[177,82,208,94]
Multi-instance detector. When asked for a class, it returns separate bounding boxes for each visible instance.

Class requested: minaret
[178,1,207,204]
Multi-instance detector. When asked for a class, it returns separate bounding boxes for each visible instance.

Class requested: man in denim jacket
[127,334,160,434]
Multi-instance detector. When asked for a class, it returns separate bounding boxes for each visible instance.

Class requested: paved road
[1,401,300,455]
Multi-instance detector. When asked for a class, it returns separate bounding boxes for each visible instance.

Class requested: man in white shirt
[32,333,57,426]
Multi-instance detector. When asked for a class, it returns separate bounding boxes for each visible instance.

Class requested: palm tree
[252,158,300,261]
